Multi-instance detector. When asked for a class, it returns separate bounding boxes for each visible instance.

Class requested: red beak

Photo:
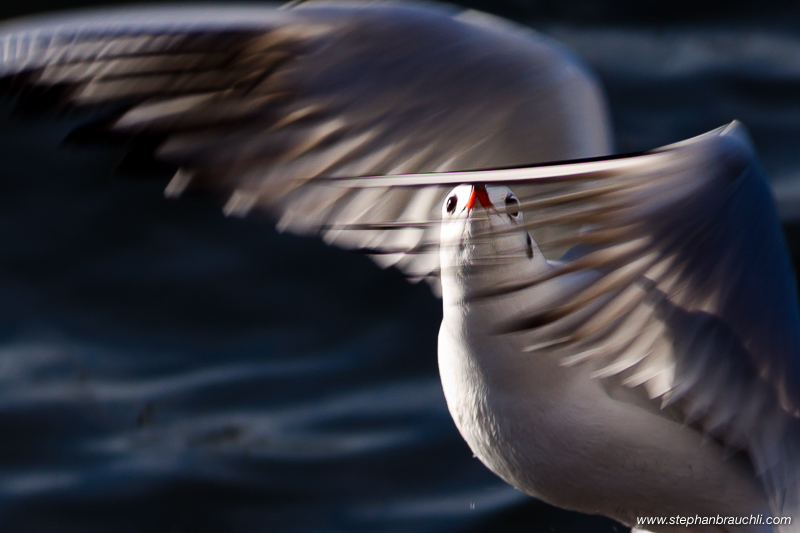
[465,185,494,211]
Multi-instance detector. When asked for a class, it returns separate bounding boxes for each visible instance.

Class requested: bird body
[437,186,773,531]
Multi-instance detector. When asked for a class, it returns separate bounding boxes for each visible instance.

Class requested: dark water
[1,2,800,532]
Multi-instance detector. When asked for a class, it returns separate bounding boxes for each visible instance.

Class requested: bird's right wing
[0,2,611,291]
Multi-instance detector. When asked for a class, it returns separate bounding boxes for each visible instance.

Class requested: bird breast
[436,285,606,506]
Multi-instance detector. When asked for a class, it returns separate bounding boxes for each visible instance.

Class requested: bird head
[439,184,547,306]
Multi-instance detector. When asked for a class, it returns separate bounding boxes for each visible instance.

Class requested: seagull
[1,2,799,532]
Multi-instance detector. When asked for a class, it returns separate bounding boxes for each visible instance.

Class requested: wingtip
[164,168,193,198]
[719,119,755,150]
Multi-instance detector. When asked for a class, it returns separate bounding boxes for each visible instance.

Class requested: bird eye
[505,195,520,218]
[446,195,458,214]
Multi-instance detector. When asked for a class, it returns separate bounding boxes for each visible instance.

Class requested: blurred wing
[0,2,611,290]
[341,122,800,513]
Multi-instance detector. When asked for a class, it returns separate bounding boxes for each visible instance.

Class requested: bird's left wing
[338,122,800,516]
